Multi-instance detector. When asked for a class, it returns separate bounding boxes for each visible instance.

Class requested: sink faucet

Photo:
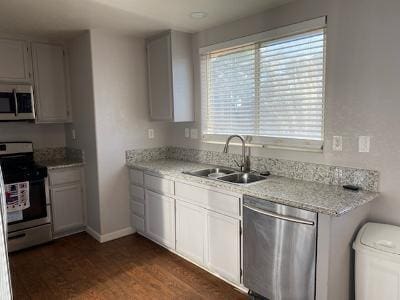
[223,135,251,173]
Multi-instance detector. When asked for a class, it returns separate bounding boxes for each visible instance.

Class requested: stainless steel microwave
[0,84,35,121]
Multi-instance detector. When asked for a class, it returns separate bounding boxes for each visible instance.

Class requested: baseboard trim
[85,226,135,243]
[85,226,102,242]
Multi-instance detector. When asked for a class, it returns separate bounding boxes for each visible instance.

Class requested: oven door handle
[243,204,315,225]
[13,89,18,116]
[8,233,26,240]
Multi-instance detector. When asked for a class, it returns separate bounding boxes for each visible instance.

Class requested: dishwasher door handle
[243,204,315,225]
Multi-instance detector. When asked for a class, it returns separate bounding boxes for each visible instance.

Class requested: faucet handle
[234,160,244,172]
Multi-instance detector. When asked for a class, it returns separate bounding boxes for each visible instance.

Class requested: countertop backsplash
[34,147,85,169]
[34,147,67,162]
[34,147,84,162]
[126,146,379,192]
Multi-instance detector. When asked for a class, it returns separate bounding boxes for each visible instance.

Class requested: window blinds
[202,28,326,142]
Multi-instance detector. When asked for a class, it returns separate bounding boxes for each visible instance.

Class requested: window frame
[200,17,327,152]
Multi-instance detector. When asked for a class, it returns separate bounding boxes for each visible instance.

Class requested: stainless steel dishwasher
[243,195,317,300]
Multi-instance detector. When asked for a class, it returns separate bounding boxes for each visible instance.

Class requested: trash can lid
[360,223,400,255]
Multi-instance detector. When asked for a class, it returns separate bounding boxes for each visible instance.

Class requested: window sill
[202,134,324,153]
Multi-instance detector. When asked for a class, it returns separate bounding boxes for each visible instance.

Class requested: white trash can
[353,222,400,300]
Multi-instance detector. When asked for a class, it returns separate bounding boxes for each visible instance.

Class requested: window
[201,18,326,149]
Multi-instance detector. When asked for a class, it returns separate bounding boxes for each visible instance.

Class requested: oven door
[7,178,50,233]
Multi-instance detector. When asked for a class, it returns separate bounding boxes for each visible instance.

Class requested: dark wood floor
[9,232,247,299]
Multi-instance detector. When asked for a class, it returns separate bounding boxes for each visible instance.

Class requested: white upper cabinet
[32,42,71,123]
[146,30,194,122]
[0,38,32,82]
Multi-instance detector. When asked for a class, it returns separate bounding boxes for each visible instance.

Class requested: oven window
[8,179,47,225]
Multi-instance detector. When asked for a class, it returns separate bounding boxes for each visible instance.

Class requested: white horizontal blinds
[205,45,257,135]
[202,19,326,144]
[259,29,325,140]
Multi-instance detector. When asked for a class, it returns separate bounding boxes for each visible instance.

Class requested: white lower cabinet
[206,211,241,284]
[176,200,206,265]
[49,167,85,238]
[129,169,242,287]
[145,190,175,249]
[51,183,84,234]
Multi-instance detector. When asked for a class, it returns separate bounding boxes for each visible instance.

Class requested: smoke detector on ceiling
[190,12,208,19]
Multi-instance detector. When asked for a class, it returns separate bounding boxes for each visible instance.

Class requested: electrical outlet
[185,128,190,138]
[190,128,198,139]
[148,129,154,139]
[359,136,370,153]
[332,136,342,151]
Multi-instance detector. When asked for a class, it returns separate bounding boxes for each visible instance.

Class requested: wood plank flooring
[9,232,247,299]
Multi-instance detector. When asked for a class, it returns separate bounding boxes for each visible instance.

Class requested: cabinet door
[206,211,241,284]
[176,200,206,265]
[50,183,84,234]
[145,190,175,249]
[147,33,173,121]
[32,42,70,123]
[0,38,31,82]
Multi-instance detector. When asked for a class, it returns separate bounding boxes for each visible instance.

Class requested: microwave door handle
[12,89,18,116]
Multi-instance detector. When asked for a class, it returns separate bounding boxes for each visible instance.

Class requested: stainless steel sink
[217,173,267,184]
[184,167,267,185]
[184,168,236,178]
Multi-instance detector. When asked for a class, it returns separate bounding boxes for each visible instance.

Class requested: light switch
[148,129,154,139]
[332,136,342,151]
[359,136,370,153]
[185,128,190,138]
[190,128,198,139]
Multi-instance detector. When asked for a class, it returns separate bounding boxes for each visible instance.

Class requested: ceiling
[0,0,293,40]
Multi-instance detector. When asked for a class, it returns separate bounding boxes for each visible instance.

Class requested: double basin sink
[183,167,267,185]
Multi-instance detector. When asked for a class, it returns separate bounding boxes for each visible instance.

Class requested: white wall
[170,0,400,225]
[0,123,65,148]
[65,31,101,233]
[89,29,171,235]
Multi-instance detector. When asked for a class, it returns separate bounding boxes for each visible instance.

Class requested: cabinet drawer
[131,200,144,217]
[130,184,144,202]
[49,168,81,186]
[144,174,174,196]
[130,169,144,186]
[131,214,145,233]
[175,182,240,217]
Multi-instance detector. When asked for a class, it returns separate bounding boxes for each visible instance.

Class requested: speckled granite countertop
[126,159,379,217]
[36,159,85,170]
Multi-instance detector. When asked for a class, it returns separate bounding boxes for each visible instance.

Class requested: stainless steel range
[0,142,52,252]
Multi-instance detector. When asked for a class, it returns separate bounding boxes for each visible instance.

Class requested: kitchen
[0,0,399,299]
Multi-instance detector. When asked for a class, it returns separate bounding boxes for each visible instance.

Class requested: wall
[89,29,171,235]
[65,31,101,233]
[170,0,400,225]
[0,123,65,148]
